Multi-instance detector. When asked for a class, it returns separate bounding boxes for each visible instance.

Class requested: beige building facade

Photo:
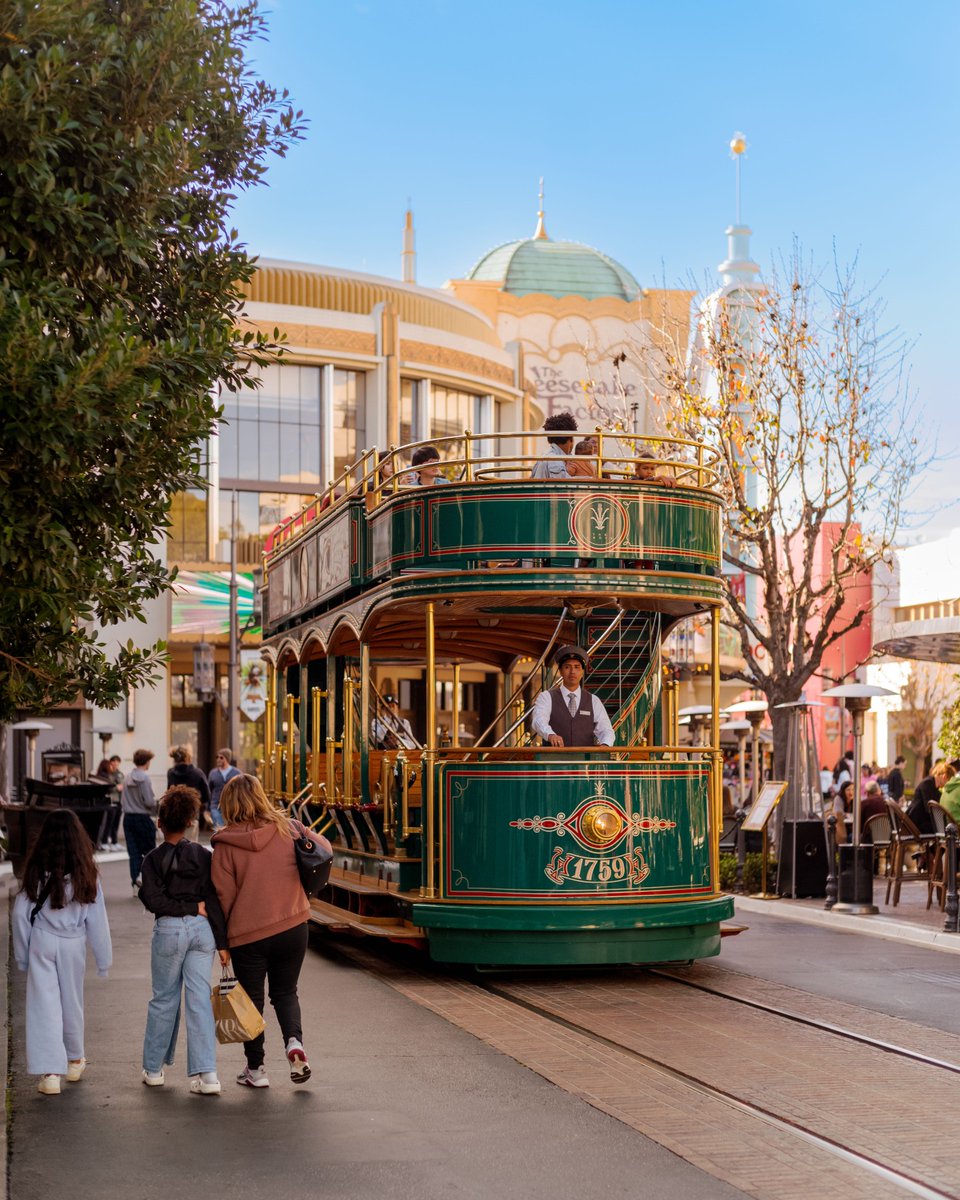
[163,212,699,770]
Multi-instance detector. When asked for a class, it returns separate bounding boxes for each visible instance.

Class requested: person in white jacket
[12,810,112,1096]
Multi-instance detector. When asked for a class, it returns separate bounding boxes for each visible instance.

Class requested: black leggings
[230,922,309,1068]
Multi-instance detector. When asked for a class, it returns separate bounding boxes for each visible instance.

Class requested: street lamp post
[822,683,895,915]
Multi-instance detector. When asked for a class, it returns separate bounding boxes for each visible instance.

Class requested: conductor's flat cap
[555,645,588,668]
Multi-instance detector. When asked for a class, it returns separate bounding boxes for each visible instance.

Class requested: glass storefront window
[431,385,482,463]
[168,489,207,560]
[332,369,366,479]
[218,364,323,485]
[400,378,417,448]
[217,491,306,560]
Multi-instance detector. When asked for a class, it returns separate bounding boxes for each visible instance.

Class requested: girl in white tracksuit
[12,809,112,1095]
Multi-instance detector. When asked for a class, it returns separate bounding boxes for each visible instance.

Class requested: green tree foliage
[938,684,960,761]
[0,0,303,719]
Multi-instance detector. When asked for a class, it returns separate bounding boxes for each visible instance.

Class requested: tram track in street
[320,935,960,1200]
[476,977,955,1200]
[649,966,960,1078]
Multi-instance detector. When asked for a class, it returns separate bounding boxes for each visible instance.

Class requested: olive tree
[0,0,303,720]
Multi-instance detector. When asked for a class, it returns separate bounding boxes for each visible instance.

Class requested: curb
[733,894,960,955]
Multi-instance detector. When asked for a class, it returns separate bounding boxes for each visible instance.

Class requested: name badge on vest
[579,709,591,716]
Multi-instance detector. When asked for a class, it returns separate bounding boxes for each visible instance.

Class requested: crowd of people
[818,751,960,842]
[88,744,242,866]
[13,768,324,1098]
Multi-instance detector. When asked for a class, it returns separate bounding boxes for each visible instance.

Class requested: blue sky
[231,0,960,535]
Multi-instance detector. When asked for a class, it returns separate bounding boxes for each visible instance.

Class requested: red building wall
[800,523,873,768]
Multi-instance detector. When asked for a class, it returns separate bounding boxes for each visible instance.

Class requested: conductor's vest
[547,688,597,746]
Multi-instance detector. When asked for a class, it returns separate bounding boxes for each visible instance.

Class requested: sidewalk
[734,879,960,955]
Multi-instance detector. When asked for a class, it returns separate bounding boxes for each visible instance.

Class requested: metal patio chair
[926,801,951,911]
[884,800,937,907]
[862,811,894,893]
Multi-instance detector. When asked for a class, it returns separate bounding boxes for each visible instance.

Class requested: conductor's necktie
[568,693,577,717]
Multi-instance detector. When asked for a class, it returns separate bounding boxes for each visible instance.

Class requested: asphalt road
[721,907,960,1034]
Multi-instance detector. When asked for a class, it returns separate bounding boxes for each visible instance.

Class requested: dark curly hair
[157,785,201,834]
[544,411,578,445]
[21,809,98,908]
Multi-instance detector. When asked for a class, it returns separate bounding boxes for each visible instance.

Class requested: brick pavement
[348,946,959,1200]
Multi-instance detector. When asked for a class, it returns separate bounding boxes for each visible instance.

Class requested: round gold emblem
[569,494,628,552]
[579,803,624,847]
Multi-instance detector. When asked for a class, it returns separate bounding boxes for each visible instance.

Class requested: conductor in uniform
[371,694,418,750]
[531,646,614,747]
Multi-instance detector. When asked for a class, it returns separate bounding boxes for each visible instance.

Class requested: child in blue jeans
[138,785,227,1094]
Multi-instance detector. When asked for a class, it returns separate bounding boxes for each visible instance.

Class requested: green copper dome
[466,236,640,301]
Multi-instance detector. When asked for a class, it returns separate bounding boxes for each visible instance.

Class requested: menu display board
[741,781,788,833]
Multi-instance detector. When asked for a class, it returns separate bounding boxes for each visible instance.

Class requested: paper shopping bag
[211,969,265,1044]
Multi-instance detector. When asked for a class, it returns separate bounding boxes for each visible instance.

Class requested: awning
[874,616,960,664]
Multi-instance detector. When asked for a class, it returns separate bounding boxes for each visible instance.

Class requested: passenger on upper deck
[409,445,450,486]
[530,412,577,480]
[530,645,615,747]
[634,447,671,484]
[567,436,599,479]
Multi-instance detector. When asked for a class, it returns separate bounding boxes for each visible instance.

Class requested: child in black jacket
[138,785,227,1094]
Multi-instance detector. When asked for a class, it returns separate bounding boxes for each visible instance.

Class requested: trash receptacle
[837,843,875,906]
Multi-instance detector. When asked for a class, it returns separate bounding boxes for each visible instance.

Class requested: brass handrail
[263,429,724,567]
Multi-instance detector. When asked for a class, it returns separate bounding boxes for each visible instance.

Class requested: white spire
[533,177,549,240]
[718,133,759,286]
[401,205,416,284]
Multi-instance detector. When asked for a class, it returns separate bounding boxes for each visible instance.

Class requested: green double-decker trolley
[260,431,734,966]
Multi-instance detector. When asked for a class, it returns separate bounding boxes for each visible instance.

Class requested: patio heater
[822,683,895,915]
[10,719,53,780]
[723,700,768,806]
[678,704,713,750]
[92,727,115,759]
[719,718,751,808]
[774,698,827,899]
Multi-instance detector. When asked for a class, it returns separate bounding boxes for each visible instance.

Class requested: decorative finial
[729,132,747,224]
[718,132,759,286]
[401,203,416,283]
[534,176,549,240]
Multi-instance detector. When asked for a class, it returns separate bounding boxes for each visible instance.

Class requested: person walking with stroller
[138,785,227,1094]
[12,810,112,1095]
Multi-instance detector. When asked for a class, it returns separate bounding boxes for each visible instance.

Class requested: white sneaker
[38,1075,61,1095]
[189,1073,221,1095]
[142,1069,164,1086]
[65,1058,86,1082]
[286,1037,311,1084]
[236,1064,269,1088]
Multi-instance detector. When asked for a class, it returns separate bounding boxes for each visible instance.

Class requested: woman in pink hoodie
[211,775,311,1089]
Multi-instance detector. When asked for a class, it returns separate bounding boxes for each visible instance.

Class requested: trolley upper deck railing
[260,430,725,637]
[263,430,723,560]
